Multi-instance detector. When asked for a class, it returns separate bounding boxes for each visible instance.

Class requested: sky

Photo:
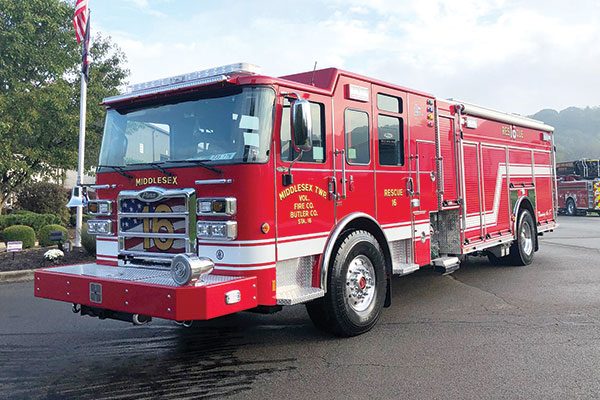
[90,0,600,116]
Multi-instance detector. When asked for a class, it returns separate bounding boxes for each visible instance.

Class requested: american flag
[120,197,188,253]
[73,0,89,44]
[73,0,91,81]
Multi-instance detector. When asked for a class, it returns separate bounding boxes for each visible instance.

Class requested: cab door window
[376,93,404,166]
[280,99,326,163]
[344,109,370,165]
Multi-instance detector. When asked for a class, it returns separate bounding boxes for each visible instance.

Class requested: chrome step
[276,287,324,306]
[432,256,460,275]
[393,263,420,276]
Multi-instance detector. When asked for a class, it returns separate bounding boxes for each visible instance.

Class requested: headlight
[87,200,112,216]
[87,219,112,235]
[197,198,237,216]
[197,221,237,240]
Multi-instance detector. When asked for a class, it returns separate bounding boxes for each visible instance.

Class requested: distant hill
[531,107,600,162]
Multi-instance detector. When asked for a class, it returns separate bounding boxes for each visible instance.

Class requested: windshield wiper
[127,162,175,177]
[97,165,134,179]
[164,159,222,174]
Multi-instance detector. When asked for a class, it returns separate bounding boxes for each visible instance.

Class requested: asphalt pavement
[1,216,600,399]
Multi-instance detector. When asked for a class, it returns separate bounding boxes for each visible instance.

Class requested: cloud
[97,0,600,114]
[123,0,167,18]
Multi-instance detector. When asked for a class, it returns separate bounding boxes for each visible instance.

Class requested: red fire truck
[34,63,557,336]
[557,160,600,216]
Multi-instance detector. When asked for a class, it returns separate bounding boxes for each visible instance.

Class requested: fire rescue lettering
[278,184,327,225]
[383,188,404,207]
[278,184,327,201]
[383,188,404,197]
[135,176,178,186]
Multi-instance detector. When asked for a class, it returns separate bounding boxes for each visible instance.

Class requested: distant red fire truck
[35,63,557,336]
[557,159,600,215]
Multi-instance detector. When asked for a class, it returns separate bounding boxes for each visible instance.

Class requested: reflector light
[104,62,261,104]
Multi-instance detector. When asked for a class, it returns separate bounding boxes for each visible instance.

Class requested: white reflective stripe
[464,163,553,229]
[97,256,118,265]
[214,264,275,271]
[277,236,327,261]
[199,243,275,265]
[96,239,118,257]
[383,225,412,241]
[383,222,430,241]
[278,231,330,242]
[215,238,275,245]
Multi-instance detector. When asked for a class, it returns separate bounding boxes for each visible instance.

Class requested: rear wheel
[507,209,535,266]
[487,252,508,266]
[306,230,387,337]
[566,198,576,216]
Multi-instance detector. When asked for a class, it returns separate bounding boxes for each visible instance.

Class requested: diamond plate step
[393,263,419,276]
[276,286,324,305]
[44,264,239,287]
[432,256,460,275]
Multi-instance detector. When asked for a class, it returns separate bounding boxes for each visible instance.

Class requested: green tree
[0,0,129,213]
[532,107,600,162]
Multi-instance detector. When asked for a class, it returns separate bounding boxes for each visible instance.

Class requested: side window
[344,109,370,165]
[280,99,326,163]
[377,93,402,113]
[378,115,404,166]
[376,93,404,166]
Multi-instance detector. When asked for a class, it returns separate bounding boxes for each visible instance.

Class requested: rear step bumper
[34,263,257,321]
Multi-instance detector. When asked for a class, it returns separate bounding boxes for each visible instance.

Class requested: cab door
[371,88,411,249]
[407,94,438,266]
[275,90,335,261]
[332,78,376,222]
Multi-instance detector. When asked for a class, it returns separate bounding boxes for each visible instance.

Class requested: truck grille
[117,187,196,261]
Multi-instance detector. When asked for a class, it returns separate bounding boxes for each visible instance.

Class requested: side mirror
[291,99,313,153]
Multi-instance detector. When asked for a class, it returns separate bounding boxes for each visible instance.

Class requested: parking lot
[1,215,600,399]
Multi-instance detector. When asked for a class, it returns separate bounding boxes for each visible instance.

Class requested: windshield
[98,86,275,167]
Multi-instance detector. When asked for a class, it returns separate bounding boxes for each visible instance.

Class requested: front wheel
[507,209,536,266]
[306,230,387,337]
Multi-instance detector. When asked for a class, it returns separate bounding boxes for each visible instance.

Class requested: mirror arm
[282,149,303,187]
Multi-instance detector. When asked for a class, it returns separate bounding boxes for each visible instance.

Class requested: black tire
[566,198,576,216]
[305,230,387,337]
[487,252,508,266]
[507,209,535,266]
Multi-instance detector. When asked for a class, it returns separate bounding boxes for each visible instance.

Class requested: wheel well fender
[320,213,392,305]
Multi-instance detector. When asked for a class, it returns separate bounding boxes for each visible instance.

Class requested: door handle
[334,148,347,199]
[328,176,338,200]
[407,177,414,196]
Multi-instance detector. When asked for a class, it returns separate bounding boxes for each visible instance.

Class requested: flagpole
[74,68,87,248]
[74,10,90,248]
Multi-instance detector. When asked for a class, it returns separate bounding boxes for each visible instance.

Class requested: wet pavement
[1,215,600,399]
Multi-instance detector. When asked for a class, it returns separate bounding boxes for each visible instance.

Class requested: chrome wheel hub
[521,220,533,255]
[345,255,376,313]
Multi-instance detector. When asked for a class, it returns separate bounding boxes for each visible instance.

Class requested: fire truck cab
[557,159,600,216]
[35,63,557,336]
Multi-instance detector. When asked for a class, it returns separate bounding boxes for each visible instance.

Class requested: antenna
[310,61,318,86]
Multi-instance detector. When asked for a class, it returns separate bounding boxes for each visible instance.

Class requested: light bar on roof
[103,62,261,104]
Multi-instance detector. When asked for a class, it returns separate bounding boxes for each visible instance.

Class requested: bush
[2,225,36,248]
[16,181,70,223]
[80,223,96,255]
[38,224,68,247]
[0,212,61,233]
[69,213,91,228]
